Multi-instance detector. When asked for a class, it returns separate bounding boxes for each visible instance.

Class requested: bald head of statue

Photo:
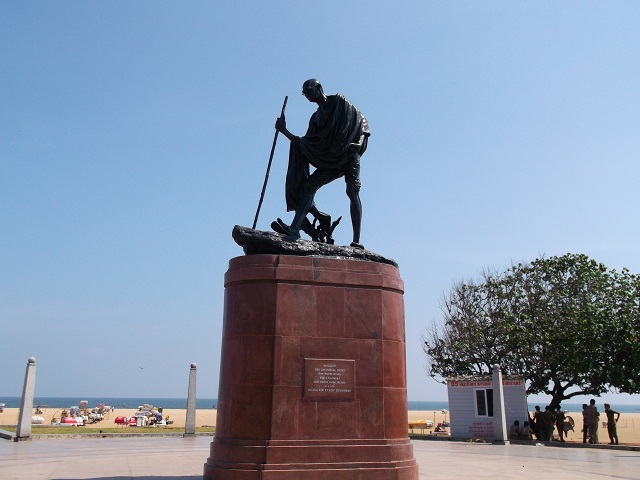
[302,79,325,102]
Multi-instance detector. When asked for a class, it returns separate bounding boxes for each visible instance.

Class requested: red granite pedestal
[203,254,418,480]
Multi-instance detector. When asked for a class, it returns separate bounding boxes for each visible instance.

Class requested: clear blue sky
[2,1,639,405]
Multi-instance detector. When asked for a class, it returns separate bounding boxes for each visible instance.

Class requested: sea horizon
[2,396,640,413]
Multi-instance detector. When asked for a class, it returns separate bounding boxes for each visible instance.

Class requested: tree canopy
[424,253,640,408]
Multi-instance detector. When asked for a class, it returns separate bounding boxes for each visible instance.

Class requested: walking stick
[252,95,288,230]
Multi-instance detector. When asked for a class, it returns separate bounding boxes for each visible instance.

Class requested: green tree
[424,254,640,409]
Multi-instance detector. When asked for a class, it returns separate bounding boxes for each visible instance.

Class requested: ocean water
[407,401,449,411]
[2,397,639,413]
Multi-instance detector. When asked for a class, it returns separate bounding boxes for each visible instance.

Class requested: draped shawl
[285,94,370,211]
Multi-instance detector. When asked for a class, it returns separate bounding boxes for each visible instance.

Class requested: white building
[447,376,528,440]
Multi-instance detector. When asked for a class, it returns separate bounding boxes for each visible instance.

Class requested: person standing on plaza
[533,405,545,440]
[585,399,600,444]
[581,404,589,443]
[555,405,566,442]
[543,406,556,441]
[604,403,621,445]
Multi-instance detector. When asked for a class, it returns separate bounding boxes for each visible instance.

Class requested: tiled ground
[1,436,639,479]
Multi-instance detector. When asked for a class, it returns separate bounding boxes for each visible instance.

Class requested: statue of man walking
[275,79,370,248]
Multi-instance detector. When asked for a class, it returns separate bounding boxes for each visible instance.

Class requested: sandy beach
[2,408,639,444]
[3,408,438,431]
[0,407,217,430]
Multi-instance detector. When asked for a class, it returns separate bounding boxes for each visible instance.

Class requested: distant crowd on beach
[509,399,621,445]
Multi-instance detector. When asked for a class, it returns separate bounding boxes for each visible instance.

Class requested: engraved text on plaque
[304,358,355,401]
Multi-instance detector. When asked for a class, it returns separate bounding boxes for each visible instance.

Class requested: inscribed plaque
[303,358,355,401]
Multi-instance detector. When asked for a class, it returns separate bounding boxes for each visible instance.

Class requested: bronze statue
[273,79,370,249]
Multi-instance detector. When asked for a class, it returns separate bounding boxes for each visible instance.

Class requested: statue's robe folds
[285,94,370,211]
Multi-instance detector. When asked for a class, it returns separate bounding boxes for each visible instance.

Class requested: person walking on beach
[604,403,621,445]
[585,399,600,444]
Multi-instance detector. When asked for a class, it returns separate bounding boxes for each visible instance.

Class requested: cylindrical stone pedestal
[204,254,418,480]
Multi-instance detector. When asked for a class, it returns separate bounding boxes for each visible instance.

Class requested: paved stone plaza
[1,436,639,479]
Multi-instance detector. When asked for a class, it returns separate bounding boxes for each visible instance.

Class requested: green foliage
[424,253,640,408]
